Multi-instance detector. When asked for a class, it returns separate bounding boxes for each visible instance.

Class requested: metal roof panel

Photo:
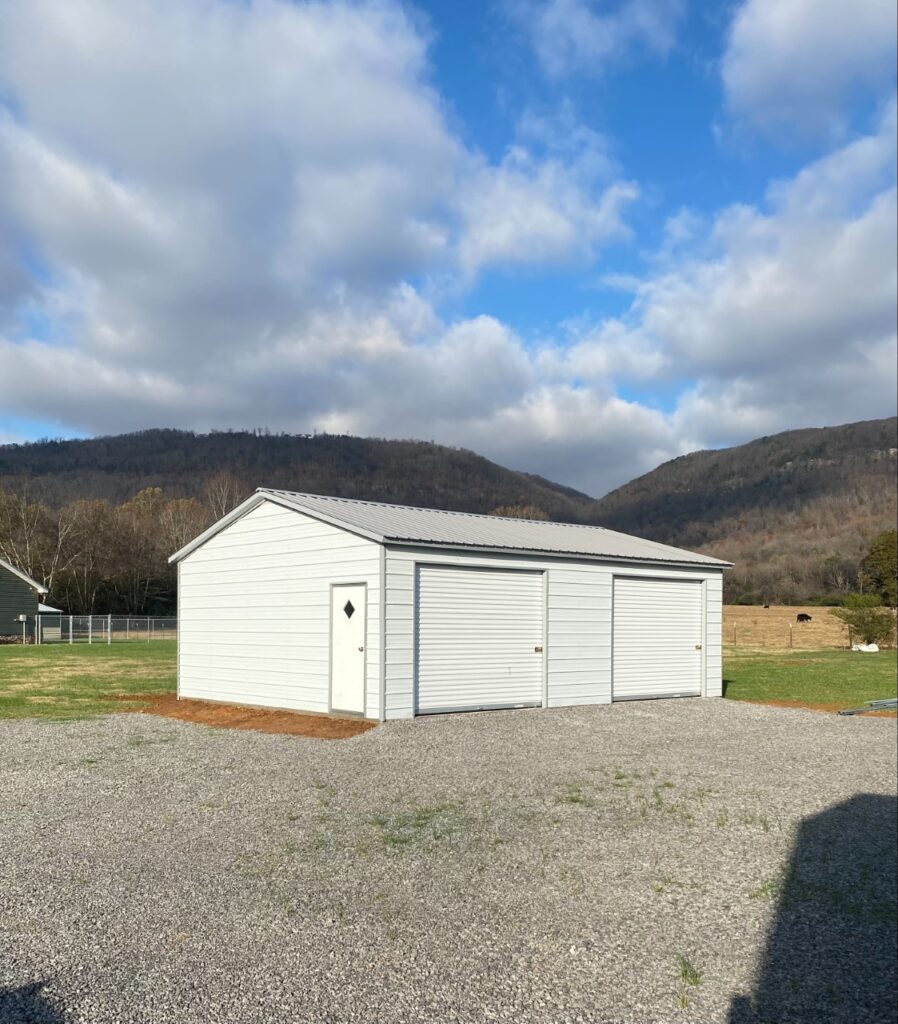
[259,489,731,567]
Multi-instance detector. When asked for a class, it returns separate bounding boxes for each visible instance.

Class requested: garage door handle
[534,645,543,653]
[695,644,702,650]
[358,646,365,652]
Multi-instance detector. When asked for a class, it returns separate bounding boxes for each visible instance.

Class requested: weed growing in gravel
[665,802,695,826]
[369,803,459,847]
[715,809,730,828]
[125,733,175,748]
[677,954,702,988]
[673,954,702,1012]
[310,779,336,808]
[687,786,717,805]
[740,812,772,832]
[558,783,597,808]
[749,876,781,900]
[653,876,702,895]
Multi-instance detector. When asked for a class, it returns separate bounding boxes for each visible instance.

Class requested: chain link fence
[36,615,177,644]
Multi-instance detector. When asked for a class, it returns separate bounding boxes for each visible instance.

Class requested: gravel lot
[1,700,895,1024]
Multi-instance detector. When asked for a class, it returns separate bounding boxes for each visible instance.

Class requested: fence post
[107,613,112,645]
[147,616,150,643]
[126,618,130,641]
[36,614,41,646]
[88,617,93,645]
[69,616,73,645]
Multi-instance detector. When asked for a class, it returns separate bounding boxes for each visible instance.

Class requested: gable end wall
[177,501,382,717]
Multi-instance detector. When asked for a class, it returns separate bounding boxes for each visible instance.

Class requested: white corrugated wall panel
[612,577,703,700]
[416,566,544,713]
[178,500,382,717]
[546,567,611,706]
[704,573,723,697]
[383,547,725,718]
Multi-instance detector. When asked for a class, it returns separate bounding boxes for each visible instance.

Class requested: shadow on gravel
[0,981,66,1023]
[729,793,897,1024]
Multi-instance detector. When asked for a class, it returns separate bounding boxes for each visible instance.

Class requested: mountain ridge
[591,416,897,602]
[0,428,596,521]
[2,416,895,604]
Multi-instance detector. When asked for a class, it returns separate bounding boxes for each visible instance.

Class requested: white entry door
[612,577,703,700]
[330,584,367,714]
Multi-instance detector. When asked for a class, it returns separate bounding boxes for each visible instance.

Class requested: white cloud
[512,0,684,78]
[722,0,897,138]
[0,0,895,500]
[456,125,638,276]
[584,103,898,448]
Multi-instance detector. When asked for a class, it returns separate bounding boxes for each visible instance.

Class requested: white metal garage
[170,489,730,720]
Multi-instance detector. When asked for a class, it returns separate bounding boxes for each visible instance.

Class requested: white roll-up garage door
[612,577,703,700]
[416,566,545,714]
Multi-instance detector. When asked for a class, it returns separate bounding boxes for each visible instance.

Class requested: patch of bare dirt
[745,698,896,717]
[114,693,378,739]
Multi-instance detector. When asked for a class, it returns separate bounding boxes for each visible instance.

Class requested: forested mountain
[592,418,898,603]
[0,418,895,613]
[0,429,594,520]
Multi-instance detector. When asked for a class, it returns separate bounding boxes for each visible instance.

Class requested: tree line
[2,478,895,616]
[0,475,247,614]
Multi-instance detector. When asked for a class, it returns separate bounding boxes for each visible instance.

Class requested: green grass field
[0,642,176,720]
[723,648,897,710]
[1,642,895,721]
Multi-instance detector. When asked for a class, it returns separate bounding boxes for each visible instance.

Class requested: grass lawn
[3,642,896,722]
[723,648,898,711]
[0,642,176,721]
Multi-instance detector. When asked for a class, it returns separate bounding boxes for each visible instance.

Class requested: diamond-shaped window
[343,600,355,619]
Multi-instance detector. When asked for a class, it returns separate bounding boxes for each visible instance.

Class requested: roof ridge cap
[259,488,606,530]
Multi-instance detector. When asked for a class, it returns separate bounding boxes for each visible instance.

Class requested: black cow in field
[796,613,813,623]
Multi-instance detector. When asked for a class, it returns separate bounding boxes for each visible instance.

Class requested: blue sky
[0,0,895,495]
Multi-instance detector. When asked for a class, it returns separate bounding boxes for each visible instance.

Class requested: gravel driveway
[1,700,895,1024]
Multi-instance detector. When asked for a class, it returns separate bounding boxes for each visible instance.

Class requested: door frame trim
[610,574,706,703]
[328,581,368,717]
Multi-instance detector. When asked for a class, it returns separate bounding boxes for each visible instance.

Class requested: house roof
[0,556,48,594]
[170,489,731,568]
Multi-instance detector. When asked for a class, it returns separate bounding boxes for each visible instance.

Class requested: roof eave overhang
[0,557,48,593]
[383,538,732,570]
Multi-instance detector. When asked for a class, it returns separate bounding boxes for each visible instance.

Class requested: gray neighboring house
[0,557,48,640]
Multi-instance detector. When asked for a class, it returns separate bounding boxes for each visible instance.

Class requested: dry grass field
[723,605,887,650]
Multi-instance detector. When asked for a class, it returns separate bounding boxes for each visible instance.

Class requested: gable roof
[170,489,731,568]
[0,556,48,594]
